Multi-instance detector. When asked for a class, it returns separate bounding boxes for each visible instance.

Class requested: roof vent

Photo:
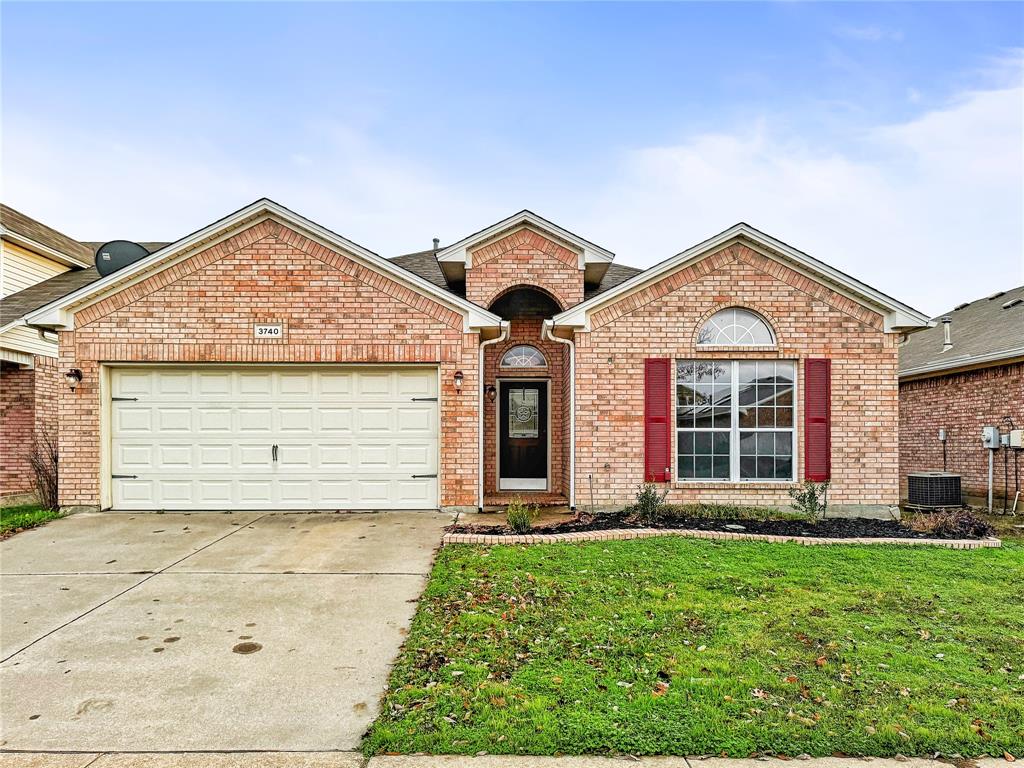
[953,302,970,311]
[941,316,953,352]
[987,290,1005,300]
[432,237,440,253]
[1003,297,1022,309]
[94,240,150,277]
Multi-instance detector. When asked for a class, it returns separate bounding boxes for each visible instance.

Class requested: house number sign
[254,323,283,338]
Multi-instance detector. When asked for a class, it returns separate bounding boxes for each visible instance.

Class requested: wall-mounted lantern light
[64,368,83,391]
[453,370,464,393]
[485,384,497,402]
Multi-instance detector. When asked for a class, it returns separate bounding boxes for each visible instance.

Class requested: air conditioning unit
[907,472,963,509]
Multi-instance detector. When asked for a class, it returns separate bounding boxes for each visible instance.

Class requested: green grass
[0,504,61,537]
[365,537,1024,758]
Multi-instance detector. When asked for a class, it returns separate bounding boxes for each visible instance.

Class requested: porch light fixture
[453,370,464,392]
[64,368,83,391]
[485,384,497,402]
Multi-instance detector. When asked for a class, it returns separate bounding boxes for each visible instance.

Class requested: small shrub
[505,497,539,533]
[788,480,830,523]
[27,429,59,511]
[631,482,670,526]
[661,503,795,522]
[908,509,994,539]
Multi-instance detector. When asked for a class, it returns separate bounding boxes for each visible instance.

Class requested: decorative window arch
[500,345,547,368]
[697,308,775,346]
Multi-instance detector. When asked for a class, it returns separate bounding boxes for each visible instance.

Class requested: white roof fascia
[24,199,502,334]
[552,223,932,333]
[899,345,1024,380]
[436,211,614,268]
[0,228,92,269]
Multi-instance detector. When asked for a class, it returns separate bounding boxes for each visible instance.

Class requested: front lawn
[0,504,61,538]
[365,537,1024,758]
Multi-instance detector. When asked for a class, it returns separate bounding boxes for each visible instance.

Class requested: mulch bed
[450,510,987,540]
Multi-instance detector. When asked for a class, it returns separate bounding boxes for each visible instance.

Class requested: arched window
[500,345,547,368]
[697,308,775,346]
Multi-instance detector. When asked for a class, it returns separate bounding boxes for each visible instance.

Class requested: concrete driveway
[0,510,451,756]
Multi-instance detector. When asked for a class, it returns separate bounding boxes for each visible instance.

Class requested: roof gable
[25,199,501,333]
[434,210,614,286]
[552,223,932,333]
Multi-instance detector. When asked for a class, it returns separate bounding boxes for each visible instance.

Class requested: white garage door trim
[103,364,440,511]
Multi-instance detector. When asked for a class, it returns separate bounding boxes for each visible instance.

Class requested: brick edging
[442,528,1002,549]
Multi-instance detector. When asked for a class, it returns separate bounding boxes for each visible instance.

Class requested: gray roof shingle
[1,204,94,264]
[899,285,1024,377]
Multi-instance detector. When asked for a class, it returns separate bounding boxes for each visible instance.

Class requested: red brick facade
[51,209,907,514]
[466,228,583,310]
[0,356,59,499]
[576,243,899,509]
[58,219,480,509]
[899,362,1024,503]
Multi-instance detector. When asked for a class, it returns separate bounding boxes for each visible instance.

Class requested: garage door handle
[112,474,138,479]
[411,397,438,402]
[272,444,278,462]
[111,397,138,402]
[411,474,437,479]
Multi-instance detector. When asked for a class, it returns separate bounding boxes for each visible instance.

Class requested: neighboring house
[0,205,94,502]
[10,199,930,516]
[899,286,1024,506]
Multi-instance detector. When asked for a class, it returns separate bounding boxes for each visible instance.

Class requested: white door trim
[496,377,551,492]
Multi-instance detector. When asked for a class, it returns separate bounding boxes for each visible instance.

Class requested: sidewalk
[0,754,1012,768]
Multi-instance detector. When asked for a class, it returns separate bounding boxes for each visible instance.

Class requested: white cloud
[581,73,1024,315]
[836,25,904,43]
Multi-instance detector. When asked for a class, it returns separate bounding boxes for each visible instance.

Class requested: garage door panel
[155,371,193,397]
[114,407,153,434]
[198,444,233,469]
[279,407,315,433]
[238,408,273,433]
[396,407,435,435]
[196,371,232,397]
[157,444,192,468]
[110,366,439,510]
[197,408,232,432]
[278,445,314,468]
[156,408,193,433]
[238,444,273,469]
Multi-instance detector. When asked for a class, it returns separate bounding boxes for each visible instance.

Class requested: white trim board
[551,223,932,334]
[25,199,503,334]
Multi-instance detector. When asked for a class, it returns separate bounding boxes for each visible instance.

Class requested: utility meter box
[981,426,999,449]
[1011,429,1024,448]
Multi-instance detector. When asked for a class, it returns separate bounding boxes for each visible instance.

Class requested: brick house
[0,206,101,503]
[5,199,931,515]
[899,286,1024,507]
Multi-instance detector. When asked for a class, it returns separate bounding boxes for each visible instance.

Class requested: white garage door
[109,366,439,510]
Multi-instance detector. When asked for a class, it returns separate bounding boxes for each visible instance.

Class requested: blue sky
[2,2,1022,314]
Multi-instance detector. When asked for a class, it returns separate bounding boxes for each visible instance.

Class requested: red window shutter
[644,358,672,483]
[804,358,831,482]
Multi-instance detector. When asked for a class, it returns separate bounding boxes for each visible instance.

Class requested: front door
[498,381,548,490]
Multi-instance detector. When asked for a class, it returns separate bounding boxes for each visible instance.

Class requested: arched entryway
[483,287,569,505]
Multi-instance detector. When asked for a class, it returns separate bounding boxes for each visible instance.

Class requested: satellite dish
[94,240,150,277]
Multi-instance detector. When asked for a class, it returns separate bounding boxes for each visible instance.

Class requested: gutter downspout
[479,321,509,511]
[542,319,575,511]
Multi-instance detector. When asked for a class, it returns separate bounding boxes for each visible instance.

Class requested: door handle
[272,444,278,462]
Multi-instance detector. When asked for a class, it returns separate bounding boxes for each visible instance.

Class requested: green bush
[630,482,670,525]
[505,497,539,533]
[661,502,793,522]
[788,479,830,522]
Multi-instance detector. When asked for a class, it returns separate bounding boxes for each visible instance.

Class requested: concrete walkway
[0,754,1011,767]
[0,511,451,754]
